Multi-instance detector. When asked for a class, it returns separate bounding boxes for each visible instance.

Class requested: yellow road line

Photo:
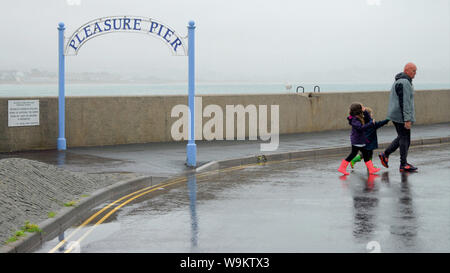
[60,155,310,253]
[64,179,186,253]
[62,164,266,253]
[48,176,186,253]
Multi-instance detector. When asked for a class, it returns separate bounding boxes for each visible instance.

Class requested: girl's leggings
[345,146,371,162]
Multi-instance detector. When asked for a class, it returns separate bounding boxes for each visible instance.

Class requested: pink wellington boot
[338,159,350,175]
[365,160,380,174]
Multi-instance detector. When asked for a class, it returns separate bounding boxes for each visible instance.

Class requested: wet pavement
[36,143,450,253]
[1,123,449,177]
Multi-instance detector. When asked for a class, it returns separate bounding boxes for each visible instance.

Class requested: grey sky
[0,0,449,83]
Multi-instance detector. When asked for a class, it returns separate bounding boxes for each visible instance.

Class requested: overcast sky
[0,0,449,83]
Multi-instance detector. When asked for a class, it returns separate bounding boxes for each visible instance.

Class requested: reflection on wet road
[37,144,450,253]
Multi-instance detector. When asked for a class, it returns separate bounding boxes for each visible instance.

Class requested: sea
[0,82,449,97]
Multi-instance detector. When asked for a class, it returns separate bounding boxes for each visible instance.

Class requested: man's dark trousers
[384,122,411,166]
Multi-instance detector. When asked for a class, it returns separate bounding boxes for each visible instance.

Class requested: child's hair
[349,102,365,124]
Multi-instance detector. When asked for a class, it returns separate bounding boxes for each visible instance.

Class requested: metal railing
[296,85,321,93]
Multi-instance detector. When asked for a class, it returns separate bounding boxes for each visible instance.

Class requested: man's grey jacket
[387,72,416,123]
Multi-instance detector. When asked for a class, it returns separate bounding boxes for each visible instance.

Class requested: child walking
[350,107,390,168]
[338,103,380,175]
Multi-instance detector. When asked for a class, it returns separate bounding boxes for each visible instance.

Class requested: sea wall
[1,89,449,152]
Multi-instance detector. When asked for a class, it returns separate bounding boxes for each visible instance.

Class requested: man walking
[379,63,418,172]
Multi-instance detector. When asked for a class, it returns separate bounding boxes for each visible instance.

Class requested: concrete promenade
[1,122,449,177]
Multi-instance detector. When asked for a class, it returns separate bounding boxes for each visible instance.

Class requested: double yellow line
[50,156,308,253]
[48,176,187,253]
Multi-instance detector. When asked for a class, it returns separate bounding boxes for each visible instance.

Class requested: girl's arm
[374,119,389,130]
[352,118,374,131]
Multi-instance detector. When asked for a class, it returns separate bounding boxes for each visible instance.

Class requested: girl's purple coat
[347,115,374,145]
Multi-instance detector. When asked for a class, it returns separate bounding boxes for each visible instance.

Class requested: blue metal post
[57,22,67,150]
[186,21,196,167]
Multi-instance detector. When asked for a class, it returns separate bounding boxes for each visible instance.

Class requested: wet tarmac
[36,143,450,253]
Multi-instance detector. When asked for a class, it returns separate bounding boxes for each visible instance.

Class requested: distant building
[0,69,166,84]
[0,70,24,83]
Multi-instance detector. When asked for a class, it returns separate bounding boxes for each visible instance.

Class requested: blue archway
[57,16,197,166]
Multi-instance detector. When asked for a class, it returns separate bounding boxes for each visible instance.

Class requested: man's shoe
[378,152,389,168]
[400,164,418,172]
[405,163,418,171]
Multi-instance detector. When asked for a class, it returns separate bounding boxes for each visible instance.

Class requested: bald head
[404,62,417,79]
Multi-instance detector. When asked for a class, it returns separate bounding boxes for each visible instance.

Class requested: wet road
[37,143,450,253]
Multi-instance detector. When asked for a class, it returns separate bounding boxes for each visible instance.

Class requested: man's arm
[401,80,414,123]
[395,82,405,122]
[395,80,414,128]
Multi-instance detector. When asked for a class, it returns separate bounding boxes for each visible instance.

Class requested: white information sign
[8,100,40,127]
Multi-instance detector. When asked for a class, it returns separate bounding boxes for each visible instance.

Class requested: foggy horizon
[1,0,449,84]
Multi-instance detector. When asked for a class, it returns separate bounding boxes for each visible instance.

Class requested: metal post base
[57,138,67,151]
[186,142,197,167]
